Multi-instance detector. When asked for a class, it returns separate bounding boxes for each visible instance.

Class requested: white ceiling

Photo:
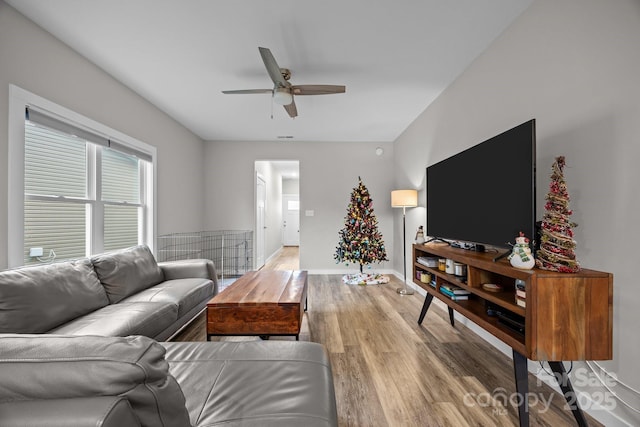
[7,0,532,143]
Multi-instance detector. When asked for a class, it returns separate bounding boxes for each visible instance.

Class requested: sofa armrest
[0,334,191,427]
[0,397,141,427]
[159,259,218,292]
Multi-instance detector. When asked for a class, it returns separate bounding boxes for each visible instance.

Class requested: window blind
[24,123,86,198]
[26,107,152,162]
[102,147,141,251]
[24,123,88,263]
[102,147,140,203]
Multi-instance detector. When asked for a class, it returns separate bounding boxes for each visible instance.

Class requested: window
[101,148,143,252]
[8,86,156,267]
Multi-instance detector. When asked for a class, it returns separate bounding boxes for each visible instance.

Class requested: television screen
[426,119,536,250]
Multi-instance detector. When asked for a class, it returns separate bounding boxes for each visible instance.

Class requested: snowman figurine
[508,232,535,270]
[415,226,425,244]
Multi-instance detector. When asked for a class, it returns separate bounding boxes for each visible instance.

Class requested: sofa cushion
[49,301,177,339]
[0,259,109,333]
[121,278,214,318]
[0,334,191,427]
[91,245,164,303]
[163,341,338,427]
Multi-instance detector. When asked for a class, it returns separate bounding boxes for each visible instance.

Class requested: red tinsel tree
[536,156,580,273]
[334,177,388,273]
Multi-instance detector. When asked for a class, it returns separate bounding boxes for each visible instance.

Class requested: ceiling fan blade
[283,99,298,118]
[222,89,272,94]
[291,85,346,95]
[259,47,288,88]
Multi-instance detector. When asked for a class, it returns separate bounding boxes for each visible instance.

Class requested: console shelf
[414,243,613,426]
[414,243,612,361]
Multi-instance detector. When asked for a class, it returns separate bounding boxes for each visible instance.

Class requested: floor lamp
[391,189,418,295]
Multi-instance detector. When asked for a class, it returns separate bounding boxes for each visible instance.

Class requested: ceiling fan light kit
[273,87,293,105]
[222,47,345,118]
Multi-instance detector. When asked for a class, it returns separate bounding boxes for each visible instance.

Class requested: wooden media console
[413,243,612,427]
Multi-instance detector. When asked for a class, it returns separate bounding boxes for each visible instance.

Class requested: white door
[282,194,300,246]
[256,175,266,268]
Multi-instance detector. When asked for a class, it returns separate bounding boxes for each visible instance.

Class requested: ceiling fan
[222,47,346,118]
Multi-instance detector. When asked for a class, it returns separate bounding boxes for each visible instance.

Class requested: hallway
[261,246,299,271]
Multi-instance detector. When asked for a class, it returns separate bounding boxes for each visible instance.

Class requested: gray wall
[394,0,640,423]
[204,141,395,273]
[0,2,206,268]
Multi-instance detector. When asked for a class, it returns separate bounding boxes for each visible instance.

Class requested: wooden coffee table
[206,270,308,340]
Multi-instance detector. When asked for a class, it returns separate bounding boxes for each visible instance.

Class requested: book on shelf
[417,256,438,268]
[515,296,526,308]
[439,287,469,300]
[516,289,526,299]
[440,284,470,295]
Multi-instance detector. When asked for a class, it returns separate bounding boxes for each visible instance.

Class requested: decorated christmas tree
[334,177,388,280]
[536,156,580,273]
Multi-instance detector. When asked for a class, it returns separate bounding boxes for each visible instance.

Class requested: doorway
[254,160,300,270]
[282,194,300,246]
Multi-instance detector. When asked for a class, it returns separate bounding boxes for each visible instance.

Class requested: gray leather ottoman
[162,340,338,427]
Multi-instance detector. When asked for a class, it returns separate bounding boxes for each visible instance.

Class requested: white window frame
[8,85,157,268]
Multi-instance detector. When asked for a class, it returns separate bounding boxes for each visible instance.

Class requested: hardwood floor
[261,245,300,270]
[173,247,602,426]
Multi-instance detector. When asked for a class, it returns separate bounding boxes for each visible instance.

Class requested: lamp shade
[391,189,418,208]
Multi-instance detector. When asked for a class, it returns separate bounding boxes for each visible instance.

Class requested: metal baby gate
[156,230,253,286]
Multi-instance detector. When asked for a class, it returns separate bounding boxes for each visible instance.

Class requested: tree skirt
[342,272,390,286]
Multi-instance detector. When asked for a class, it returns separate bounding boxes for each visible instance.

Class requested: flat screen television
[426,119,536,250]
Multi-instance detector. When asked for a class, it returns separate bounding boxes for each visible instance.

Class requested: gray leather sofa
[0,334,339,427]
[0,245,217,340]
